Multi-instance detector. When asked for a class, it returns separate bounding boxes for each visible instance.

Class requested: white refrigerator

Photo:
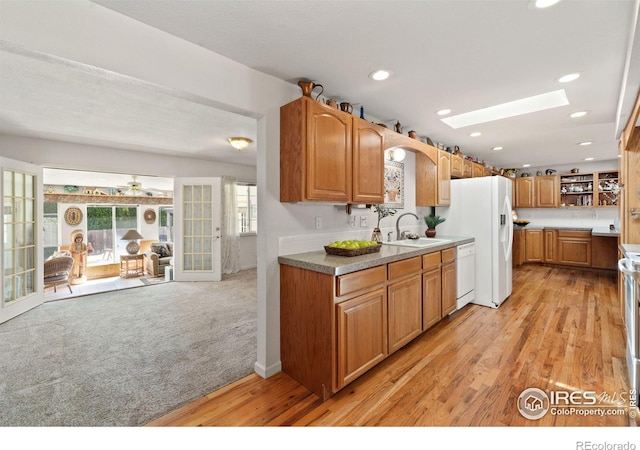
[436,176,514,308]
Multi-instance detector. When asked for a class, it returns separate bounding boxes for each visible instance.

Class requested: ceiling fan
[116,176,163,196]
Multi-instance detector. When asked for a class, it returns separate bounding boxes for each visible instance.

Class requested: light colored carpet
[0,269,256,426]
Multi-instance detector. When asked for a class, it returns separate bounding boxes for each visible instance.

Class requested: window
[236,182,257,234]
[158,206,174,243]
[87,205,138,264]
[43,202,58,260]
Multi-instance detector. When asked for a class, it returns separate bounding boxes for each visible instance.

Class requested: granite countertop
[278,235,474,276]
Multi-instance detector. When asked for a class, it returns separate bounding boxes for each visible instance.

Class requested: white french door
[173,177,222,282]
[1,158,43,324]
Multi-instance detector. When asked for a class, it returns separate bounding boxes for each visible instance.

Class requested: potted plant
[371,205,396,243]
[424,214,446,238]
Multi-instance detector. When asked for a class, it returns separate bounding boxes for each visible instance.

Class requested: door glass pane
[182,184,214,272]
[88,206,114,263]
[115,206,138,257]
[3,169,36,305]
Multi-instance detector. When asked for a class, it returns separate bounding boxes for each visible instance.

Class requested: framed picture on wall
[384,160,404,209]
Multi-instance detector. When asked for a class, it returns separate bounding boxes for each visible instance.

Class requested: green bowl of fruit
[325,239,382,257]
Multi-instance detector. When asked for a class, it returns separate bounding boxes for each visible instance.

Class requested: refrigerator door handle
[503,195,513,259]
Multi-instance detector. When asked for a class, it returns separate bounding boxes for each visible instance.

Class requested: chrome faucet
[395,212,419,240]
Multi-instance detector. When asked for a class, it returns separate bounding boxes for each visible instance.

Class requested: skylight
[440,89,570,129]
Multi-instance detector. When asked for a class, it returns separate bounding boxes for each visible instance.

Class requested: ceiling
[2,0,640,181]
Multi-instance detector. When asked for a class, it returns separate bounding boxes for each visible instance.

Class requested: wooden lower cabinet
[387,275,422,354]
[513,229,525,267]
[422,268,442,329]
[591,236,618,270]
[336,288,387,389]
[280,246,462,401]
[441,248,457,316]
[544,229,557,263]
[557,230,591,266]
[525,229,544,262]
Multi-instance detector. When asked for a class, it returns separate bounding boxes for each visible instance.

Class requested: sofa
[143,242,174,277]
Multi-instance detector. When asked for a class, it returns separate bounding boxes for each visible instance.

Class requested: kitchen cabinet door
[438,150,451,205]
[422,268,442,330]
[352,121,385,204]
[441,260,457,316]
[557,230,591,266]
[463,159,473,178]
[515,177,535,208]
[535,175,559,208]
[387,275,423,354]
[513,229,525,267]
[544,229,557,263]
[525,229,544,262]
[336,288,388,389]
[472,162,484,178]
[450,153,463,178]
[280,97,352,202]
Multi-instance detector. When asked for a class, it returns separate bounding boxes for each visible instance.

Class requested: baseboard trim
[254,360,281,379]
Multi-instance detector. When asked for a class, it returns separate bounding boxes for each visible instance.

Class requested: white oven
[456,242,476,310]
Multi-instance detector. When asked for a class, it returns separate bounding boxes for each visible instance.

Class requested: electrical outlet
[315,216,322,230]
[360,215,368,228]
[349,215,356,228]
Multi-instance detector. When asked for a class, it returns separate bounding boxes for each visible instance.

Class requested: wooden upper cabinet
[515,177,535,208]
[472,162,484,178]
[463,159,473,178]
[280,97,383,204]
[450,153,463,178]
[535,175,559,208]
[437,150,451,205]
[352,121,385,204]
[415,152,439,206]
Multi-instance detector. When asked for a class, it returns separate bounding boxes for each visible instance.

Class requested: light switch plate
[360,216,368,227]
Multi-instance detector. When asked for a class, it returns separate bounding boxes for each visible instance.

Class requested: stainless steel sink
[383,238,452,248]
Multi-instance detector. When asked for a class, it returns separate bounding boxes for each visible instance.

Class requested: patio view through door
[1,158,43,325]
[173,177,222,282]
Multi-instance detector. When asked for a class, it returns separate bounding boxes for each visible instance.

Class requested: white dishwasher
[456,242,476,310]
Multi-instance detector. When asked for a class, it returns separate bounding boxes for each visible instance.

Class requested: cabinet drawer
[557,230,591,239]
[442,248,456,263]
[336,265,386,297]
[388,257,422,281]
[422,252,441,271]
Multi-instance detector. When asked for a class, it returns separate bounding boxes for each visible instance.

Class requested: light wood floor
[149,264,638,427]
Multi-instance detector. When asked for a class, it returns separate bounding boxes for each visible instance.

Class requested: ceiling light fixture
[441,89,569,129]
[585,157,594,161]
[492,146,504,151]
[569,111,588,118]
[523,164,531,168]
[436,109,451,116]
[578,141,593,146]
[369,70,391,81]
[470,132,482,137]
[385,148,405,162]
[558,73,580,83]
[228,137,252,151]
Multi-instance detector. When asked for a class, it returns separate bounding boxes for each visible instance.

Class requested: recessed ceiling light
[584,157,594,161]
[523,164,531,168]
[492,146,504,151]
[578,141,593,146]
[569,111,588,118]
[618,154,622,158]
[558,73,580,83]
[534,0,562,8]
[436,109,451,116]
[369,70,390,81]
[470,132,482,137]
[441,89,569,129]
